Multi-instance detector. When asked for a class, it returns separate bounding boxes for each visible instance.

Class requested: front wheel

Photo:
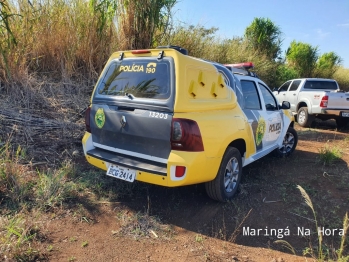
[205,147,242,202]
[274,127,298,157]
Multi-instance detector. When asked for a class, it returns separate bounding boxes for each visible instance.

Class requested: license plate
[341,112,349,117]
[106,164,136,182]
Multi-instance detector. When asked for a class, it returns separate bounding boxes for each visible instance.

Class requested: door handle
[293,94,296,96]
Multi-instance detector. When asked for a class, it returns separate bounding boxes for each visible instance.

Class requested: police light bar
[224,62,254,70]
[131,49,151,54]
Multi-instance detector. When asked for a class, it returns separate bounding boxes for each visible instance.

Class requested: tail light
[171,118,204,151]
[85,106,91,133]
[320,96,328,108]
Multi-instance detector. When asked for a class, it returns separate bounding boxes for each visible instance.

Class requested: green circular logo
[95,108,105,128]
[256,116,266,146]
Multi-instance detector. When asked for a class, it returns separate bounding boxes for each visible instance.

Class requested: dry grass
[0,142,33,205]
[115,209,175,240]
[1,0,118,83]
[117,0,176,50]
[1,0,178,84]
[0,213,43,261]
[1,0,348,88]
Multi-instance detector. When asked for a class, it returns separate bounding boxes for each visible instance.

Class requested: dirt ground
[25,121,347,262]
[1,84,348,262]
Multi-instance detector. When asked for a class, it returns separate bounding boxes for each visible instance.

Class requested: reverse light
[172,121,182,141]
[131,50,151,54]
[320,95,328,108]
[171,118,204,151]
[85,106,91,133]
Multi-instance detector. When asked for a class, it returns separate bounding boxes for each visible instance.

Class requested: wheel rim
[298,110,305,124]
[224,157,239,193]
[279,131,295,154]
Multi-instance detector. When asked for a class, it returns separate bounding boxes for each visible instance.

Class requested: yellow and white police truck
[82,46,297,202]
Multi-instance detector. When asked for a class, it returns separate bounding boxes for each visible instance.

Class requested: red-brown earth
[31,121,349,262]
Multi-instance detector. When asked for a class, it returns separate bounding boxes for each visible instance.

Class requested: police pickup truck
[274,78,349,128]
[82,46,297,202]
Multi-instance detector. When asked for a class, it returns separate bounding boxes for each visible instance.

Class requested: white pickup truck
[274,78,349,128]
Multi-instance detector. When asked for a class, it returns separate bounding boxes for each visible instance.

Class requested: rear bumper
[320,109,349,117]
[82,132,221,187]
[87,148,167,175]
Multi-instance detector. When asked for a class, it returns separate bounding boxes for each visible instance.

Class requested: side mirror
[280,101,290,109]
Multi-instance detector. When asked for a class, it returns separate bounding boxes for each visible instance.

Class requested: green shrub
[35,164,77,210]
[318,145,342,166]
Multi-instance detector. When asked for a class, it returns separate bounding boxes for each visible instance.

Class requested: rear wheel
[274,127,298,157]
[297,107,314,127]
[205,147,242,202]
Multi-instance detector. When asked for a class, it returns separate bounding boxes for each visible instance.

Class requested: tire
[336,118,349,129]
[297,107,314,127]
[274,127,298,157]
[205,147,242,202]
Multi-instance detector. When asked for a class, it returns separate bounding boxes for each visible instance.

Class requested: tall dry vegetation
[1,0,118,84]
[117,0,176,50]
[0,0,177,85]
[334,67,349,90]
[1,1,348,89]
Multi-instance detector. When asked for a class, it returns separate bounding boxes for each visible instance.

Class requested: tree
[166,25,219,58]
[117,0,177,50]
[244,17,282,60]
[275,64,299,87]
[286,41,319,77]
[314,52,342,78]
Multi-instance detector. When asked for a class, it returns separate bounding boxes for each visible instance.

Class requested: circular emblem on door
[95,108,105,128]
[256,116,266,146]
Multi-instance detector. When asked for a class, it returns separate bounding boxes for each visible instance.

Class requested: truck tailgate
[90,104,172,164]
[327,92,349,109]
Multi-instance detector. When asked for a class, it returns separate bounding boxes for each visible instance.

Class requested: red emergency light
[224,62,254,70]
[131,50,151,54]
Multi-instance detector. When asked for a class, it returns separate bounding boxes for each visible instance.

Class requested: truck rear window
[96,59,171,99]
[304,80,337,90]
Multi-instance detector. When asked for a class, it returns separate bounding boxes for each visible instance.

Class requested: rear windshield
[96,59,171,99]
[304,80,337,90]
